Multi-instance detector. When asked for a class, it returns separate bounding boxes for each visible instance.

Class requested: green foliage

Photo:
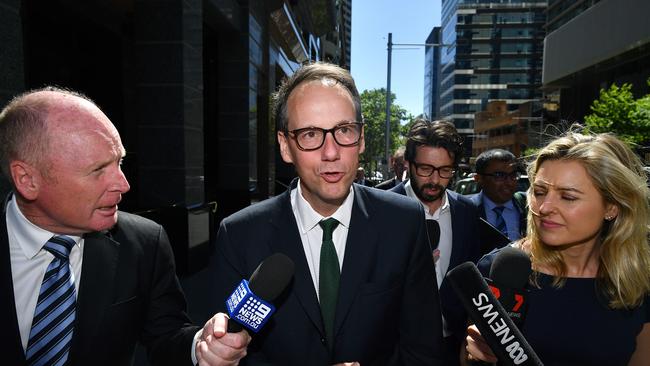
[584,79,650,145]
[359,88,412,174]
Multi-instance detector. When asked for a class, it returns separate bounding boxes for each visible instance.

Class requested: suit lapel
[334,186,378,336]
[448,193,467,270]
[0,209,26,363]
[69,231,120,363]
[267,190,325,335]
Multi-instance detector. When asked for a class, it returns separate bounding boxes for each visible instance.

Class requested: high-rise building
[340,0,352,69]
[439,0,547,152]
[423,27,442,119]
[542,0,650,130]
[545,0,602,34]
[322,0,352,70]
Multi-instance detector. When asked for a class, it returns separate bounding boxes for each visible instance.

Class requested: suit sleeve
[140,225,200,366]
[206,219,275,365]
[398,209,445,365]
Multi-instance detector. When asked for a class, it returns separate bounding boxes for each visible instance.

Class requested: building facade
[0,0,341,274]
[542,0,650,130]
[322,0,352,70]
[423,27,442,119]
[439,0,546,153]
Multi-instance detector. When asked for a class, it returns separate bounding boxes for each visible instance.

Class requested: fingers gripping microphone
[487,247,533,327]
[226,253,295,333]
[446,262,543,366]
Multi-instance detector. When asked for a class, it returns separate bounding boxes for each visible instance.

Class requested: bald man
[0,87,250,366]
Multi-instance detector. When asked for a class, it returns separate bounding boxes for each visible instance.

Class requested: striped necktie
[493,206,509,238]
[26,235,77,366]
[318,218,340,350]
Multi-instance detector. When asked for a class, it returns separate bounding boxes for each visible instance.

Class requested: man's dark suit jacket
[375,177,400,190]
[468,191,528,254]
[0,209,199,366]
[208,183,443,365]
[390,181,481,342]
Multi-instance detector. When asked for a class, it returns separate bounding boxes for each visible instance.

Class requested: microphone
[487,246,532,328]
[226,253,295,333]
[425,219,440,250]
[446,262,543,366]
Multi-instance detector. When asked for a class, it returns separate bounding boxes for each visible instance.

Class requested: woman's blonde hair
[526,131,650,309]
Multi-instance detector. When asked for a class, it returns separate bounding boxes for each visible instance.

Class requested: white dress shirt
[291,180,354,301]
[404,181,453,336]
[6,196,83,350]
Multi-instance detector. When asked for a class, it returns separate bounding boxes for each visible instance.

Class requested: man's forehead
[486,160,516,171]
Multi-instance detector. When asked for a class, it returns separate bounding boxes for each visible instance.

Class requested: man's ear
[10,161,40,200]
[277,131,294,164]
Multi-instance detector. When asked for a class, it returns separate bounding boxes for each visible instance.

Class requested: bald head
[0,87,117,186]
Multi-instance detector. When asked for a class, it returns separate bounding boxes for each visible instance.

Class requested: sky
[351,0,442,118]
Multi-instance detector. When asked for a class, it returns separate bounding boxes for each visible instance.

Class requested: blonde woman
[465,132,650,365]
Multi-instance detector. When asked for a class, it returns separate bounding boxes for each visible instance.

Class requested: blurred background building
[542,0,650,123]
[436,0,547,155]
[0,0,348,276]
[423,26,442,120]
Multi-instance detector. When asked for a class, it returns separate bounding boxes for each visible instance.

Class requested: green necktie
[319,218,340,349]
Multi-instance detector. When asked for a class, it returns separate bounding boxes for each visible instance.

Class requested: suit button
[320,337,326,344]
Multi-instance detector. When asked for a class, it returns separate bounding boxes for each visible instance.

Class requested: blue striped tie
[493,206,509,238]
[26,236,77,366]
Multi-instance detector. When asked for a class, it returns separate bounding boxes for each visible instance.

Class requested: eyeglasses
[410,161,456,178]
[481,171,521,181]
[285,122,363,151]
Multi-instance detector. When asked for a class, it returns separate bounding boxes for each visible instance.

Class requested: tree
[584,79,650,146]
[359,88,412,177]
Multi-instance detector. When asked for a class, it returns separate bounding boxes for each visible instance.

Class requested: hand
[196,313,251,366]
[433,249,441,263]
[465,324,497,364]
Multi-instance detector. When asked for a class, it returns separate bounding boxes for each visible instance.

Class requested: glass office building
[439,0,546,147]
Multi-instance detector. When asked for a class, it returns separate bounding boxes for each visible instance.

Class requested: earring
[605,215,613,221]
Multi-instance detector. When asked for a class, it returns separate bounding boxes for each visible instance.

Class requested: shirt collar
[6,195,82,259]
[404,179,450,217]
[482,192,515,211]
[293,179,354,234]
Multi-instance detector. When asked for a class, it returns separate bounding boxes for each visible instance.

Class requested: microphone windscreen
[248,253,295,301]
[489,246,532,290]
[426,219,440,250]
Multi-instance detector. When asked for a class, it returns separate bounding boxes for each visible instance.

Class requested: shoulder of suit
[115,211,162,230]
[513,191,528,208]
[222,193,287,226]
[356,184,422,215]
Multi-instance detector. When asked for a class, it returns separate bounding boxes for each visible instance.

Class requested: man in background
[375,146,406,190]
[468,149,527,247]
[391,118,481,365]
[0,87,250,365]
[354,166,374,187]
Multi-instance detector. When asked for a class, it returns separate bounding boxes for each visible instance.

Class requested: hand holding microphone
[196,253,295,365]
[446,248,543,366]
[226,253,295,333]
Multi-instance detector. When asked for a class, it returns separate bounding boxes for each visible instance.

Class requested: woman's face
[530,159,618,249]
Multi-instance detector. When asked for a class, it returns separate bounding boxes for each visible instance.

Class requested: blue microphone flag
[226,279,276,332]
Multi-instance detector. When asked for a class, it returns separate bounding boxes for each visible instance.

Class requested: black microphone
[446,262,543,366]
[226,253,295,333]
[426,219,440,250]
[487,246,532,328]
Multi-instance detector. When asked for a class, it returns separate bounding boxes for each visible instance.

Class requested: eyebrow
[533,181,584,194]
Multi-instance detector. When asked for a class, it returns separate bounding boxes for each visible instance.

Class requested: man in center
[208,63,443,365]
[391,119,481,365]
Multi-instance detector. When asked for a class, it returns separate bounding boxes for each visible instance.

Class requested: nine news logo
[226,280,275,332]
